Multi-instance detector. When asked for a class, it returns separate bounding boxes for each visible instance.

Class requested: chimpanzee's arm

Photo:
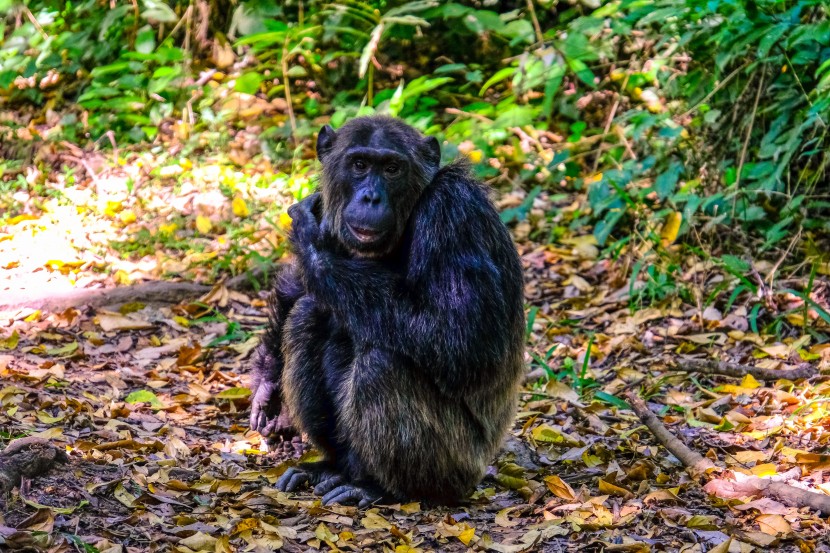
[289,170,522,395]
[249,265,305,434]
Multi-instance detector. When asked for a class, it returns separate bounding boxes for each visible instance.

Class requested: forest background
[2,1,830,552]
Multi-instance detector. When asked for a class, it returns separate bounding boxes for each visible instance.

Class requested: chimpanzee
[249,115,524,506]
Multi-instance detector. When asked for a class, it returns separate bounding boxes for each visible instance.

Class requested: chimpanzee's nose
[359,189,381,206]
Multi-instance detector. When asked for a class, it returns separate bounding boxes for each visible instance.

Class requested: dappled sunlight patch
[0,150,306,314]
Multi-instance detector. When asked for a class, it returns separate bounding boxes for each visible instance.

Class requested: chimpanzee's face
[315,117,440,258]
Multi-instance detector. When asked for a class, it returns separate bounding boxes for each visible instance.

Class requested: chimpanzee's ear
[421,136,441,172]
[317,125,336,162]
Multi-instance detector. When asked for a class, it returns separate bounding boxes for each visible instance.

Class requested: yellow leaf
[96,313,154,332]
[114,483,136,507]
[399,502,420,514]
[104,200,123,216]
[114,270,131,285]
[757,514,791,536]
[231,518,259,534]
[685,514,717,529]
[232,197,250,217]
[750,463,777,477]
[119,210,136,224]
[494,507,521,527]
[794,452,830,466]
[314,522,338,542]
[716,384,758,395]
[24,310,41,322]
[707,538,732,553]
[467,149,483,163]
[531,424,580,446]
[36,411,65,423]
[278,211,293,230]
[196,215,212,234]
[158,222,177,236]
[1,330,19,350]
[361,509,391,530]
[729,450,767,465]
[740,374,761,389]
[597,478,633,498]
[457,526,475,546]
[584,173,603,184]
[179,531,217,551]
[643,488,680,504]
[543,475,576,501]
[661,211,682,246]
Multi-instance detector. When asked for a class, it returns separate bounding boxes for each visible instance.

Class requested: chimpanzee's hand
[250,379,284,435]
[287,193,322,253]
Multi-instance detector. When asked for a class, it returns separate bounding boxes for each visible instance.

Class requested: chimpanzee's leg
[324,348,484,506]
[277,296,356,491]
[249,264,304,437]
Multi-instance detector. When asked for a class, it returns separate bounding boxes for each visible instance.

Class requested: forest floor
[2,135,830,553]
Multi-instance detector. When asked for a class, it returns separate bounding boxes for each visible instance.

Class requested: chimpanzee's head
[315,116,441,258]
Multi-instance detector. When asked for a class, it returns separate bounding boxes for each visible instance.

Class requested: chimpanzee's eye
[385,163,400,176]
[354,158,367,171]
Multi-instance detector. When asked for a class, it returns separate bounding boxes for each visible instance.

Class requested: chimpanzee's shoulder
[423,159,493,211]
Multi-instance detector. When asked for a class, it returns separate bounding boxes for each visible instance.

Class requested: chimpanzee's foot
[312,474,383,507]
[276,466,310,491]
[320,482,383,508]
[275,460,337,492]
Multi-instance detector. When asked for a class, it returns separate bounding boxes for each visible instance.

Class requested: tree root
[0,437,68,496]
[0,265,274,315]
[626,391,830,515]
[670,358,816,381]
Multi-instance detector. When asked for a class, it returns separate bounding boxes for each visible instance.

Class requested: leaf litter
[1,148,830,552]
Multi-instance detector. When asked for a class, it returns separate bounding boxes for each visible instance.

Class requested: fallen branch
[670,358,816,381]
[625,392,716,478]
[0,265,274,315]
[625,391,830,515]
[0,437,68,496]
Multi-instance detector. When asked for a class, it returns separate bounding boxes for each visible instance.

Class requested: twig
[679,61,749,119]
[671,358,816,381]
[282,35,297,140]
[23,7,48,39]
[625,392,717,478]
[627,391,830,515]
[765,227,802,286]
[734,72,765,192]
[612,127,637,161]
[525,0,544,44]
[510,126,545,154]
[0,265,274,315]
[783,51,826,129]
[105,130,119,165]
[592,63,632,173]
[164,4,192,45]
[445,107,492,124]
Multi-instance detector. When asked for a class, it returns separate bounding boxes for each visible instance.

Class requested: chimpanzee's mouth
[348,224,383,243]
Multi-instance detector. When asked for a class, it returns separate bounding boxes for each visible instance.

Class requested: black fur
[249,116,524,505]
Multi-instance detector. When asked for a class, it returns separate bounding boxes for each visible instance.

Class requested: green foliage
[0,0,202,141]
[4,0,830,323]
[619,0,830,243]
